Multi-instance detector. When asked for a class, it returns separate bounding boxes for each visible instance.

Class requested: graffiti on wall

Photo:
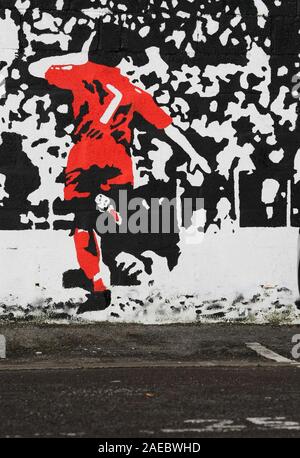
[0,0,300,313]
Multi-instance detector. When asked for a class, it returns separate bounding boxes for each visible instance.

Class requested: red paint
[45,62,172,198]
[45,62,172,293]
[73,228,102,279]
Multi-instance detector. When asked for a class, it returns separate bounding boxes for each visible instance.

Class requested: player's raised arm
[28,32,96,79]
[134,87,210,175]
[164,124,211,174]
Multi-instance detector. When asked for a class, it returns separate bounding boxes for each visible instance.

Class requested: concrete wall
[0,0,300,323]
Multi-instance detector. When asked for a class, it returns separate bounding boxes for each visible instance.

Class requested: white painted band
[100,84,123,124]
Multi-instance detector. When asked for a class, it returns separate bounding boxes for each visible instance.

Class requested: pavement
[0,322,300,437]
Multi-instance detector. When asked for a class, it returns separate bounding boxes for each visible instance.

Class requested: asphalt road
[0,366,300,438]
[0,323,300,438]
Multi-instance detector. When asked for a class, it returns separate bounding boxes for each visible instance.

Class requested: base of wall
[0,228,299,324]
[0,283,299,324]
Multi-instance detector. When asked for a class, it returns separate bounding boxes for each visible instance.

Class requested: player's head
[88,23,148,68]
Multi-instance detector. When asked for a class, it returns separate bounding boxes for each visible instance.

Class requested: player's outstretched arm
[28,32,96,78]
[134,88,210,174]
[164,124,211,174]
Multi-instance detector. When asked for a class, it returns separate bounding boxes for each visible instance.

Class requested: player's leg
[73,228,107,292]
[74,228,111,314]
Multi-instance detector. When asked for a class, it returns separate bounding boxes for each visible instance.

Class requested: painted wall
[0,0,300,322]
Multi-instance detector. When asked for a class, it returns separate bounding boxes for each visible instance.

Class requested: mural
[0,0,300,320]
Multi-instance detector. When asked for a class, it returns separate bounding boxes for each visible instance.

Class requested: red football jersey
[45,62,172,197]
[45,62,172,142]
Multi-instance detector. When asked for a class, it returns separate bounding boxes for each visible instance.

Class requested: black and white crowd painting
[0,0,300,320]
